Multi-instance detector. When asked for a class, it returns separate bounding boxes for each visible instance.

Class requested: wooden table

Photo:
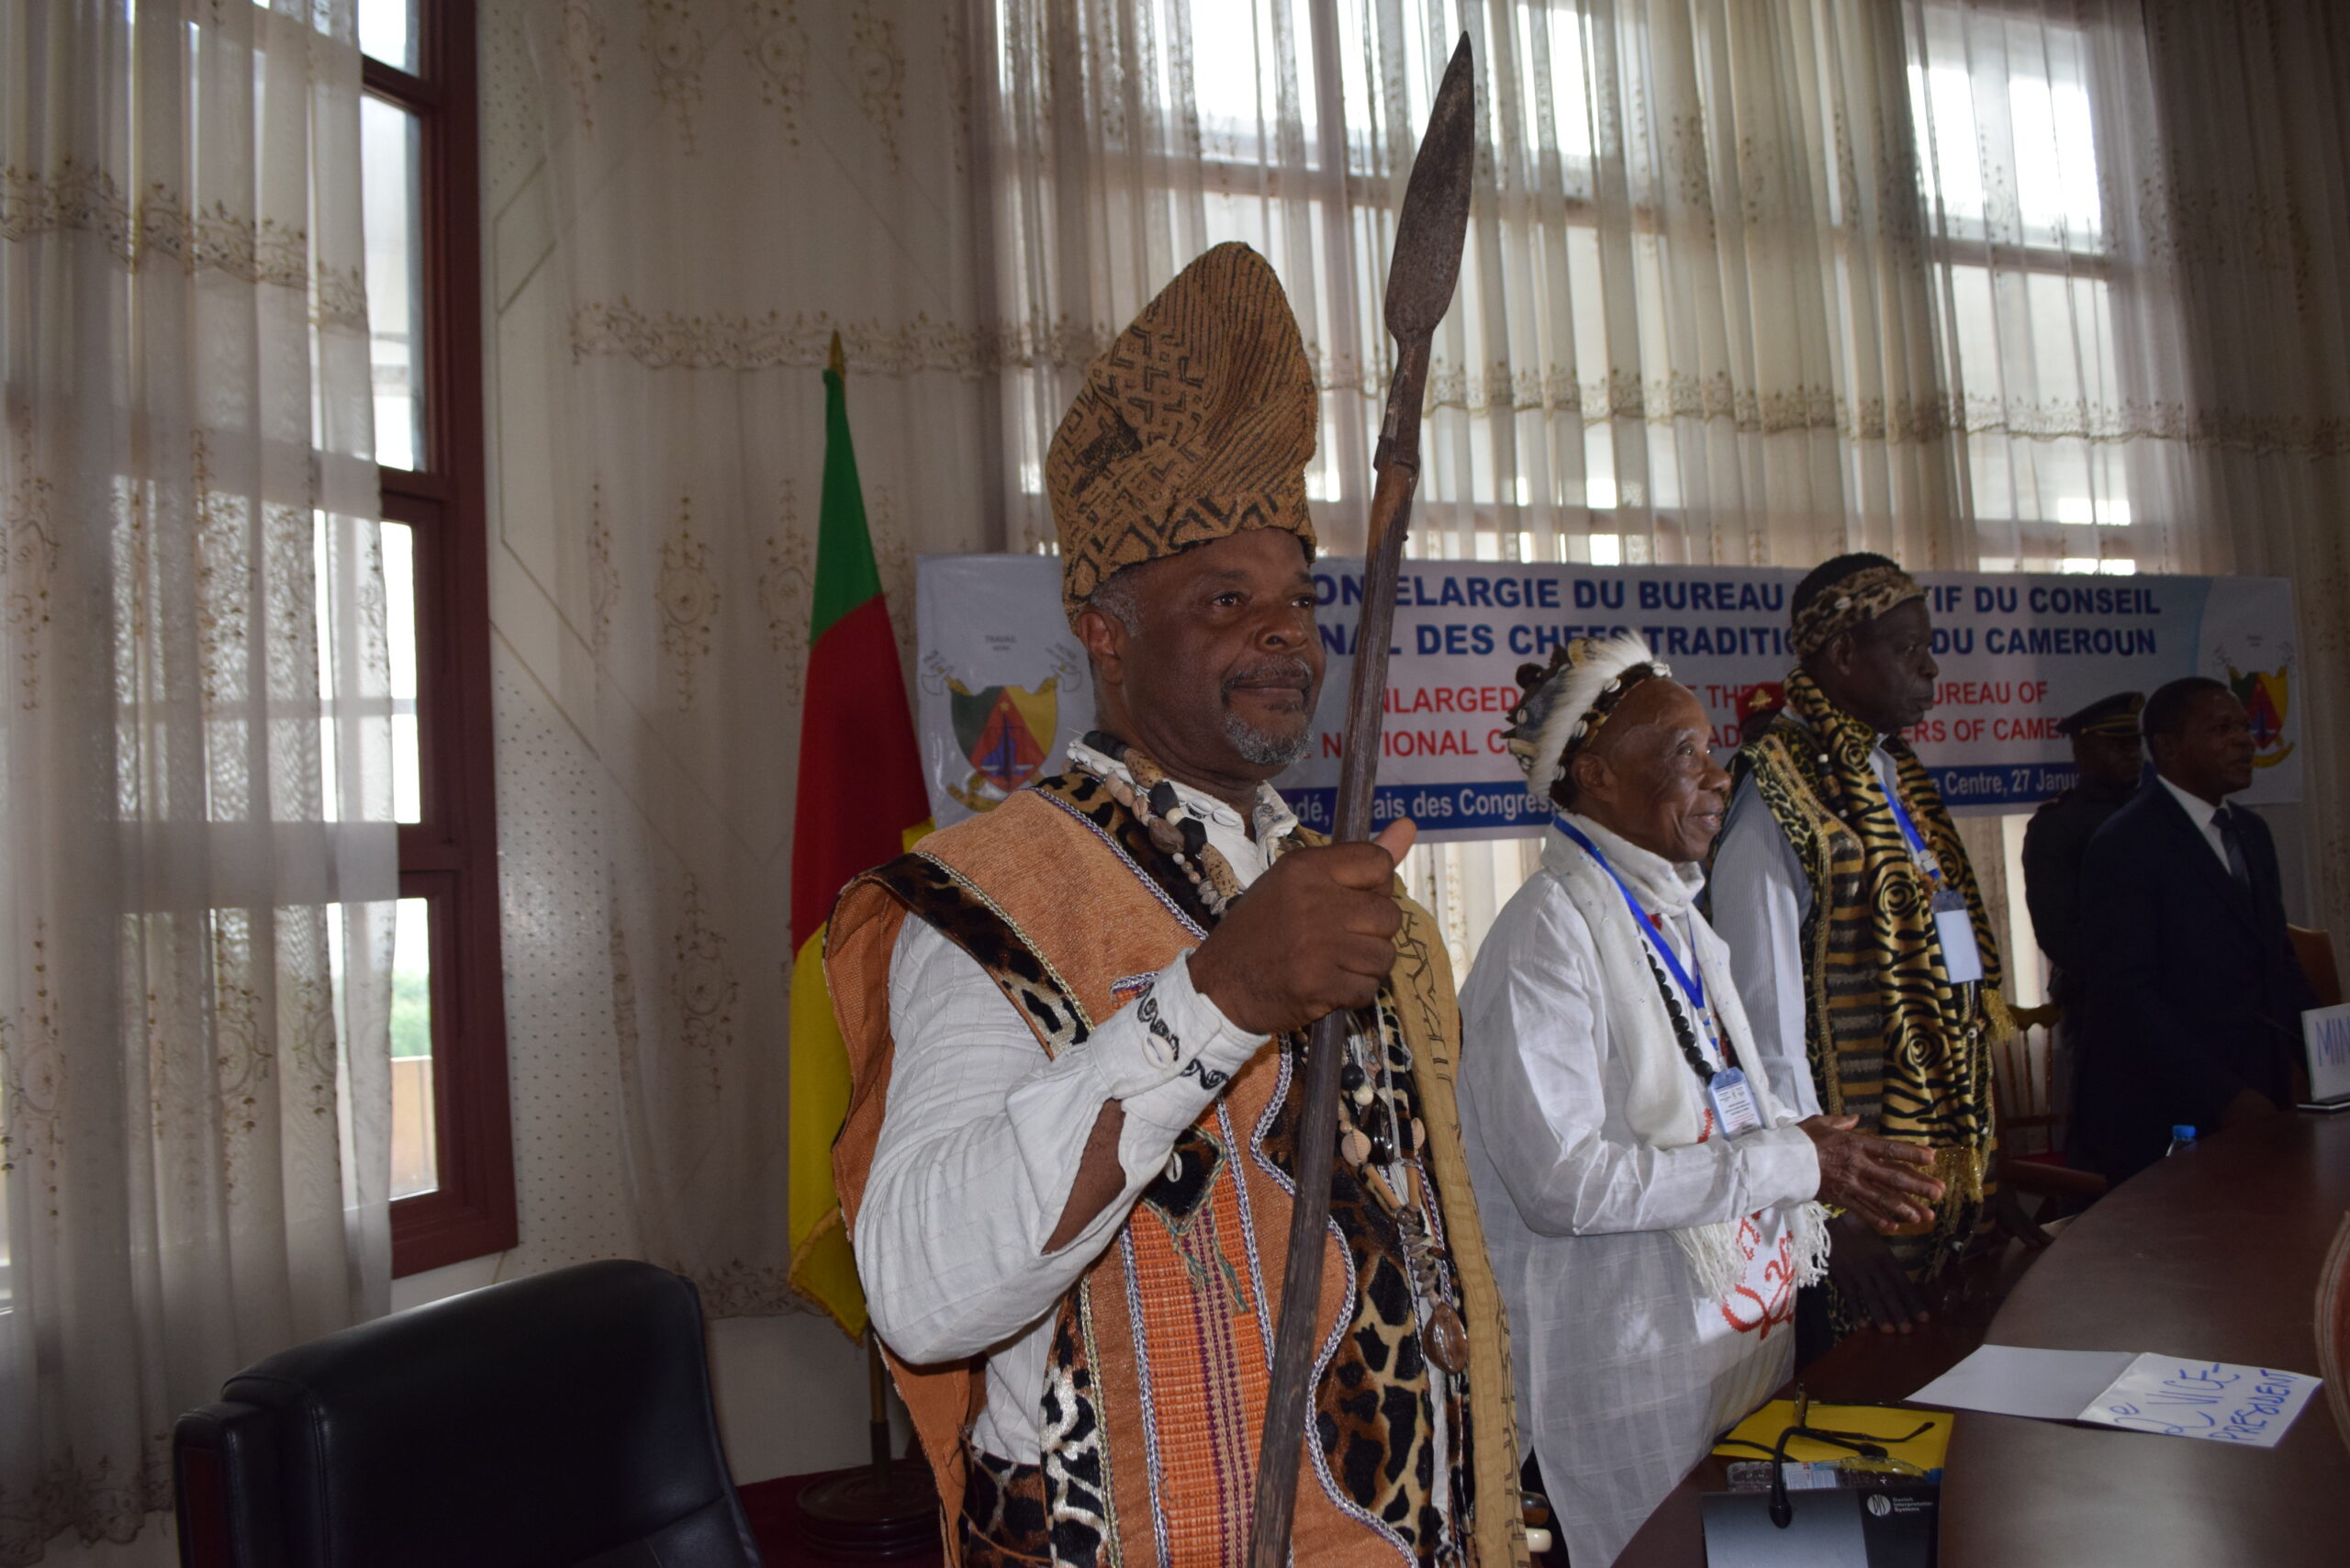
[1615,1114,2350,1567]
[1940,1114,2350,1567]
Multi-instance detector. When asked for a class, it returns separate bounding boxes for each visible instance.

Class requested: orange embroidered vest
[826,774,1525,1568]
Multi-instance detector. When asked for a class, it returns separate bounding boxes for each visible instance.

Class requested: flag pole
[793,1330,934,1558]
[867,1329,893,1480]
[788,326,942,1559]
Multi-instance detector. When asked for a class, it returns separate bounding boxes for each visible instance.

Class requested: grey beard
[1223,709,1314,767]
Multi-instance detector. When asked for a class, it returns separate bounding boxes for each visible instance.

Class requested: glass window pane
[383,521,421,822]
[389,897,437,1199]
[359,0,418,73]
[1185,0,1324,156]
[361,96,425,471]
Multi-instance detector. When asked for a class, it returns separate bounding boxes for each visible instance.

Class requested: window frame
[364,0,517,1275]
[1906,6,2146,574]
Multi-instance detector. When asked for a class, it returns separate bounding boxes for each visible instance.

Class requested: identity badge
[1931,887,1984,984]
[1707,1067,1765,1138]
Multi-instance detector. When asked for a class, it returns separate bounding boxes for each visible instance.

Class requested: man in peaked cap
[1710,554,2016,1353]
[824,244,1527,1568]
[2021,692,2144,1007]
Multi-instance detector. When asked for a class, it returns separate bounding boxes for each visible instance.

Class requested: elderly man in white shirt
[1460,633,1944,1567]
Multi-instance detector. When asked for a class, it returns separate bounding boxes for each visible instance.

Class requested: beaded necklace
[1641,946,1738,1087]
[1073,731,1253,915]
[1554,814,1741,1089]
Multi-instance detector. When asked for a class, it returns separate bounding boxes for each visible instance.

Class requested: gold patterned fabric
[1046,242,1319,620]
[1787,563,1924,659]
[1732,670,2009,1294]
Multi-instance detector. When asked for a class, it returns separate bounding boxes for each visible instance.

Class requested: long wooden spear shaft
[1247,35,1477,1568]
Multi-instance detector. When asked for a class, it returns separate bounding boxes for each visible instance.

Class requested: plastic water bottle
[2165,1125,2197,1157]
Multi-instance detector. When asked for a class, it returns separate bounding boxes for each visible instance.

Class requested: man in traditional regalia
[1461,633,1943,1566]
[1710,554,2014,1345]
[826,243,1526,1568]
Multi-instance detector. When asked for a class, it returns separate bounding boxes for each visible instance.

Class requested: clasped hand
[1798,1115,1945,1231]
[1799,1119,1947,1333]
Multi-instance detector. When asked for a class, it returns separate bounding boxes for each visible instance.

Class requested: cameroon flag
[786,336,931,1338]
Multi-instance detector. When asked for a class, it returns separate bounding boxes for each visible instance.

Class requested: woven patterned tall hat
[1047,242,1320,621]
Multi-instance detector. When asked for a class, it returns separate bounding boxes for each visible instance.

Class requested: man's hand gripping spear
[1242,35,1478,1568]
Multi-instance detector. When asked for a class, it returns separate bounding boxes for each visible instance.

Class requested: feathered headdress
[1504,631,1671,801]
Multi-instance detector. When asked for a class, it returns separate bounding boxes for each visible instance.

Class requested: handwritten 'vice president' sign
[2082,1354,2322,1448]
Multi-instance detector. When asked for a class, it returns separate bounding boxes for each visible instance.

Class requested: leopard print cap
[1788,562,1923,658]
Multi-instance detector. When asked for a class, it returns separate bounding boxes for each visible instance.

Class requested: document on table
[2079,1353,2322,1445]
[1909,1345,2322,1448]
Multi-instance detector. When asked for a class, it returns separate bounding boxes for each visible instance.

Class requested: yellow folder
[1712,1400,1954,1470]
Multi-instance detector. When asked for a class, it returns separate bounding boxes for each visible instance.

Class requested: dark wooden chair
[2288,924,2342,1008]
[1992,1002,2107,1206]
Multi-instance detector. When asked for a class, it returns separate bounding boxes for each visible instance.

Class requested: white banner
[915,554,2300,840]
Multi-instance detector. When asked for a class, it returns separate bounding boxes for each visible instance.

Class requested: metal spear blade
[1382,33,1475,342]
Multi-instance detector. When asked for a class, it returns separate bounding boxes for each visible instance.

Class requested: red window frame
[365,0,517,1275]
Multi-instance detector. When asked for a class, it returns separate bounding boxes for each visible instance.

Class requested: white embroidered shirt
[853,745,1293,1464]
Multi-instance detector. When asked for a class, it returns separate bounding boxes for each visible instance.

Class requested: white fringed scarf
[1545,812,1832,1303]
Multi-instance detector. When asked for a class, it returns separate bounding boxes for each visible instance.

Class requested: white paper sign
[2303,1001,2350,1103]
[1909,1344,2138,1421]
[2079,1353,2323,1448]
[1912,1345,2322,1447]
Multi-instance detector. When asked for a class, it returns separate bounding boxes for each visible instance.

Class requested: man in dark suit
[2070,677,2316,1184]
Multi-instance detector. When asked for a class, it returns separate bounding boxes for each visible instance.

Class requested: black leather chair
[173,1259,762,1568]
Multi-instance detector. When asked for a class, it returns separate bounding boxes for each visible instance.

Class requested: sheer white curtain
[2133,0,2350,950]
[981,0,1981,968]
[520,0,998,1314]
[0,2,395,1561]
[1893,0,2349,951]
[1901,0,2201,577]
[987,0,1964,569]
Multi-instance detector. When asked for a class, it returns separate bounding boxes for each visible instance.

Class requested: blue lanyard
[1552,815,1716,1034]
[1877,767,1942,884]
